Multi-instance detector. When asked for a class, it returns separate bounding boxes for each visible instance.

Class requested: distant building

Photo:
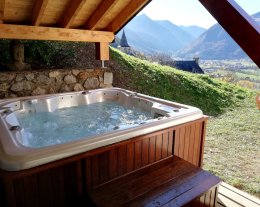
[117,30,134,55]
[164,57,204,74]
[119,30,130,48]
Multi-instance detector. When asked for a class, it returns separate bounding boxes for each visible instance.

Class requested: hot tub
[0,88,203,171]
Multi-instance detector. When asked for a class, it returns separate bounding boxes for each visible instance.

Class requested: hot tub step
[89,156,221,207]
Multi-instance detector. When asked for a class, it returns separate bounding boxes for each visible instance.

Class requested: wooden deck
[217,182,260,207]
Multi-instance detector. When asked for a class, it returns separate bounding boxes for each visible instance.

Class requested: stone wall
[0,69,113,98]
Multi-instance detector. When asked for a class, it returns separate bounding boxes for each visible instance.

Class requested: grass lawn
[204,97,260,198]
[110,48,259,198]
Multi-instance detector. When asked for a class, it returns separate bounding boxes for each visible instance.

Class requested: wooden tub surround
[0,117,221,207]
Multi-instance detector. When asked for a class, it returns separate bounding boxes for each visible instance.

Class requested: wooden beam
[106,0,150,32]
[0,0,5,24]
[60,0,87,28]
[95,42,109,60]
[85,0,119,30]
[199,0,260,68]
[31,0,49,26]
[0,24,114,42]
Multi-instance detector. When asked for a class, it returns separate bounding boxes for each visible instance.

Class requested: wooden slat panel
[0,0,5,24]
[192,122,201,166]
[199,121,207,167]
[0,24,114,42]
[23,175,39,207]
[179,126,186,158]
[188,124,196,165]
[63,163,79,205]
[98,152,109,183]
[2,182,16,207]
[76,161,83,196]
[204,189,211,206]
[91,155,99,188]
[127,142,135,172]
[184,125,191,161]
[85,0,120,30]
[134,140,142,169]
[149,136,156,163]
[85,158,92,192]
[141,138,149,166]
[197,122,204,167]
[31,0,49,26]
[162,132,168,159]
[210,186,217,207]
[13,179,26,207]
[167,130,174,156]
[51,166,65,207]
[37,170,53,207]
[199,0,260,68]
[200,195,205,206]
[155,134,163,161]
[174,129,180,157]
[60,0,87,28]
[106,0,150,32]
[108,149,118,179]
[117,145,127,176]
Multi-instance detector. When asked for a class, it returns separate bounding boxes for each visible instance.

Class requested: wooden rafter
[31,0,49,26]
[84,0,119,30]
[0,24,114,42]
[60,0,87,28]
[106,0,150,32]
[0,0,5,24]
[199,0,260,68]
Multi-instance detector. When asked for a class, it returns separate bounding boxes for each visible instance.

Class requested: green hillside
[111,48,259,197]
[110,48,253,116]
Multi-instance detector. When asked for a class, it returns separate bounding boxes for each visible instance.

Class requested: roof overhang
[0,0,151,60]
[0,0,259,66]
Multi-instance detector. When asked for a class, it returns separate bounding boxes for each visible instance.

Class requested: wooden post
[256,94,260,110]
[95,42,109,61]
[0,0,5,24]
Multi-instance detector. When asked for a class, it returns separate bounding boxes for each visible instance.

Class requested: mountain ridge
[117,14,206,53]
[177,12,260,59]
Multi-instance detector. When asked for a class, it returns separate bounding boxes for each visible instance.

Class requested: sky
[141,0,260,28]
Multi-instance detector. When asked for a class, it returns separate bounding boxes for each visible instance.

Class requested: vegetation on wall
[0,40,85,69]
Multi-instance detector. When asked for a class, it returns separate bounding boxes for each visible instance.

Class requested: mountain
[177,12,260,60]
[116,14,205,53]
[180,25,206,39]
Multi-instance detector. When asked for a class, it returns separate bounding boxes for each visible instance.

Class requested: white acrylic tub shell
[0,88,203,171]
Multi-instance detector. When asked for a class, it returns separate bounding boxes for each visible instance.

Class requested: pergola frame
[0,0,258,67]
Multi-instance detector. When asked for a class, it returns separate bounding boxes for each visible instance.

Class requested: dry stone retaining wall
[0,69,113,98]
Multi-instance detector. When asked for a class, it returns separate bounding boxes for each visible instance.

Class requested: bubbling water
[16,101,153,148]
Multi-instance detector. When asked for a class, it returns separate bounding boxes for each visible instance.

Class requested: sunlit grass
[110,48,259,198]
[204,98,260,197]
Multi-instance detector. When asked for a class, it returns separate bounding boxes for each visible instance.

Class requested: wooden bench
[88,156,221,207]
